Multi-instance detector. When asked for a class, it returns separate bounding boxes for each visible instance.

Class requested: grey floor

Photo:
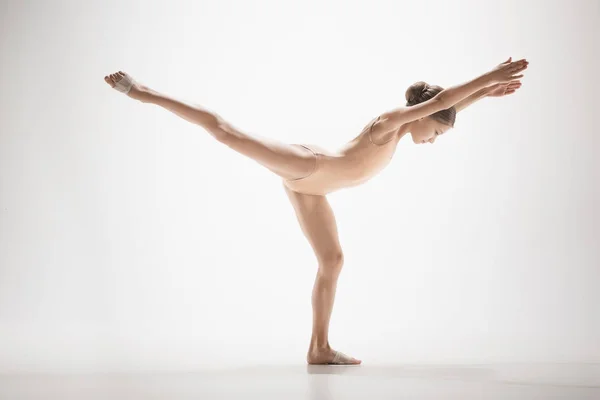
[1,364,599,399]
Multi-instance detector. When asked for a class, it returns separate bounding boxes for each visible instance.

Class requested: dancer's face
[410,117,452,144]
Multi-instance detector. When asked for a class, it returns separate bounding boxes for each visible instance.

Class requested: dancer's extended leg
[283,184,361,365]
[104,71,315,180]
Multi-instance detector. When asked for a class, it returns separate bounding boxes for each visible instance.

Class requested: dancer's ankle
[309,340,331,352]
[128,85,150,102]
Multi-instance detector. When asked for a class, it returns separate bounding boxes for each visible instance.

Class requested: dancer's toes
[104,71,138,94]
[103,71,143,99]
[104,76,114,87]
[332,351,361,365]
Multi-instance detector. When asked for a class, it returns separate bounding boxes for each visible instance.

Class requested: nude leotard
[283,116,400,195]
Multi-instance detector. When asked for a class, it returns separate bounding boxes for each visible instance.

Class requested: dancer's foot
[307,346,361,365]
[104,71,145,100]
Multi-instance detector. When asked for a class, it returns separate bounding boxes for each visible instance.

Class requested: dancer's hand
[486,57,528,84]
[486,80,522,98]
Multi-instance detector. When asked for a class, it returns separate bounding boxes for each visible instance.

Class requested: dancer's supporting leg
[283,184,361,365]
[104,71,315,180]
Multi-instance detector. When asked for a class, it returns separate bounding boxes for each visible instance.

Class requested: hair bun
[405,81,429,105]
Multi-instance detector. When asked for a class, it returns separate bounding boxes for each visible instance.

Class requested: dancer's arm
[378,57,528,130]
[453,88,490,113]
[454,80,522,113]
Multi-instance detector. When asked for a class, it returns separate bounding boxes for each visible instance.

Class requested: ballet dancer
[104,56,528,365]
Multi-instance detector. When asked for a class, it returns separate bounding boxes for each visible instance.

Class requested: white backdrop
[0,0,598,373]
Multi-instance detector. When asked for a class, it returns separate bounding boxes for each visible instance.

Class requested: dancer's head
[405,81,456,144]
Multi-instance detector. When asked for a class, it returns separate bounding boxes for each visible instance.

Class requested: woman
[104,57,528,365]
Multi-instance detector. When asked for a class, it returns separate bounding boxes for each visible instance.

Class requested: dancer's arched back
[104,57,528,364]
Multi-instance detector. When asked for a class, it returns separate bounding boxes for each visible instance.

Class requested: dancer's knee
[208,123,231,143]
[212,116,243,144]
[317,251,344,278]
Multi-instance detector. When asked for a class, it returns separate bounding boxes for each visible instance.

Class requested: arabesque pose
[104,56,528,365]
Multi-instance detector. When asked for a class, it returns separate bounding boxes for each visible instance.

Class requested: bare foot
[307,346,361,365]
[103,71,145,100]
